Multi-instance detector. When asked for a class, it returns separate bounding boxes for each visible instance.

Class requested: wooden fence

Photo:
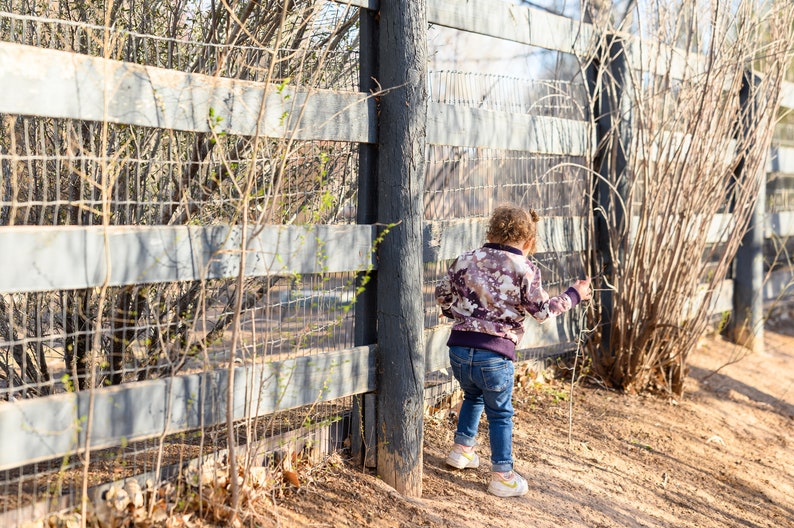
[0,0,792,515]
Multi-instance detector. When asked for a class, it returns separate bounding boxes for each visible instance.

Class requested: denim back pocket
[479,360,513,392]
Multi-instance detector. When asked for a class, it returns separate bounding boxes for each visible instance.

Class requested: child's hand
[573,276,592,302]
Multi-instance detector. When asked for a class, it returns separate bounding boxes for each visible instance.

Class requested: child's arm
[434,274,456,319]
[525,273,591,323]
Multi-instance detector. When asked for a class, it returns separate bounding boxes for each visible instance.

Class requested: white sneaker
[445,444,480,469]
[488,470,528,497]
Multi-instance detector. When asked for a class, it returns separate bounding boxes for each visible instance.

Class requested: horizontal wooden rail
[2,41,786,157]
[425,0,783,93]
[0,42,376,143]
[627,39,709,82]
[632,129,737,163]
[769,145,794,173]
[780,81,794,110]
[767,212,794,238]
[0,345,375,472]
[0,261,782,472]
[427,102,590,154]
[0,42,593,153]
[427,0,594,56]
[0,224,375,293]
[330,0,378,9]
[0,217,584,293]
[1,213,790,293]
[427,0,794,97]
[626,213,736,246]
[633,134,794,173]
[765,268,794,301]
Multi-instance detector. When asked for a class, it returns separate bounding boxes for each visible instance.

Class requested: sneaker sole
[445,455,480,469]
[487,483,528,497]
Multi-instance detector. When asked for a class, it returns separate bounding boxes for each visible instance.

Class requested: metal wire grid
[422,73,592,423]
[0,4,363,519]
[424,147,590,220]
[0,118,360,227]
[428,71,589,120]
[767,172,794,214]
[0,272,357,517]
[0,112,361,401]
[0,395,353,523]
[0,4,360,90]
[0,271,359,397]
[0,10,595,521]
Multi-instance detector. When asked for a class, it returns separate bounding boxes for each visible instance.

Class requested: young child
[435,204,591,497]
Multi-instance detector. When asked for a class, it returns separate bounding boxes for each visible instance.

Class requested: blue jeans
[448,346,515,472]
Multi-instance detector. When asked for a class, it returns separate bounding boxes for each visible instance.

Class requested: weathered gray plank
[632,131,793,175]
[427,0,594,56]
[628,38,707,81]
[0,42,375,143]
[330,0,378,9]
[427,102,590,154]
[632,128,739,164]
[0,224,375,294]
[780,80,794,110]
[425,314,580,374]
[427,277,735,375]
[0,218,585,293]
[423,216,587,263]
[630,214,733,244]
[677,278,733,322]
[0,346,375,471]
[626,213,733,245]
[767,212,794,238]
[0,212,775,294]
[710,278,735,314]
[705,213,735,244]
[765,268,794,302]
[0,373,234,472]
[769,145,794,173]
[673,211,791,245]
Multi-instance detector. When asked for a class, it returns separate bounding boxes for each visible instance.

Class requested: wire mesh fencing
[422,71,592,421]
[6,2,789,524]
[0,2,368,523]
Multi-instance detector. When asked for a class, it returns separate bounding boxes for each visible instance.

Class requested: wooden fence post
[730,72,765,353]
[375,1,427,497]
[587,32,632,355]
[351,5,379,469]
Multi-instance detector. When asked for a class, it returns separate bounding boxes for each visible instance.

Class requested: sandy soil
[264,308,794,528]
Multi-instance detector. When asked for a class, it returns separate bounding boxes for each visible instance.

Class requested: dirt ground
[266,308,794,528]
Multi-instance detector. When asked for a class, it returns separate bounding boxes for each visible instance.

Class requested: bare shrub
[586,0,794,395]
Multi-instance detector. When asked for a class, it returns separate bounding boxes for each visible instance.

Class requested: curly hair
[486,204,539,247]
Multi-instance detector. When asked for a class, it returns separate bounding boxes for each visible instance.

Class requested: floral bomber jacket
[435,243,581,360]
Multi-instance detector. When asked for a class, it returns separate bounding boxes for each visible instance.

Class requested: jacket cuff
[564,286,581,307]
